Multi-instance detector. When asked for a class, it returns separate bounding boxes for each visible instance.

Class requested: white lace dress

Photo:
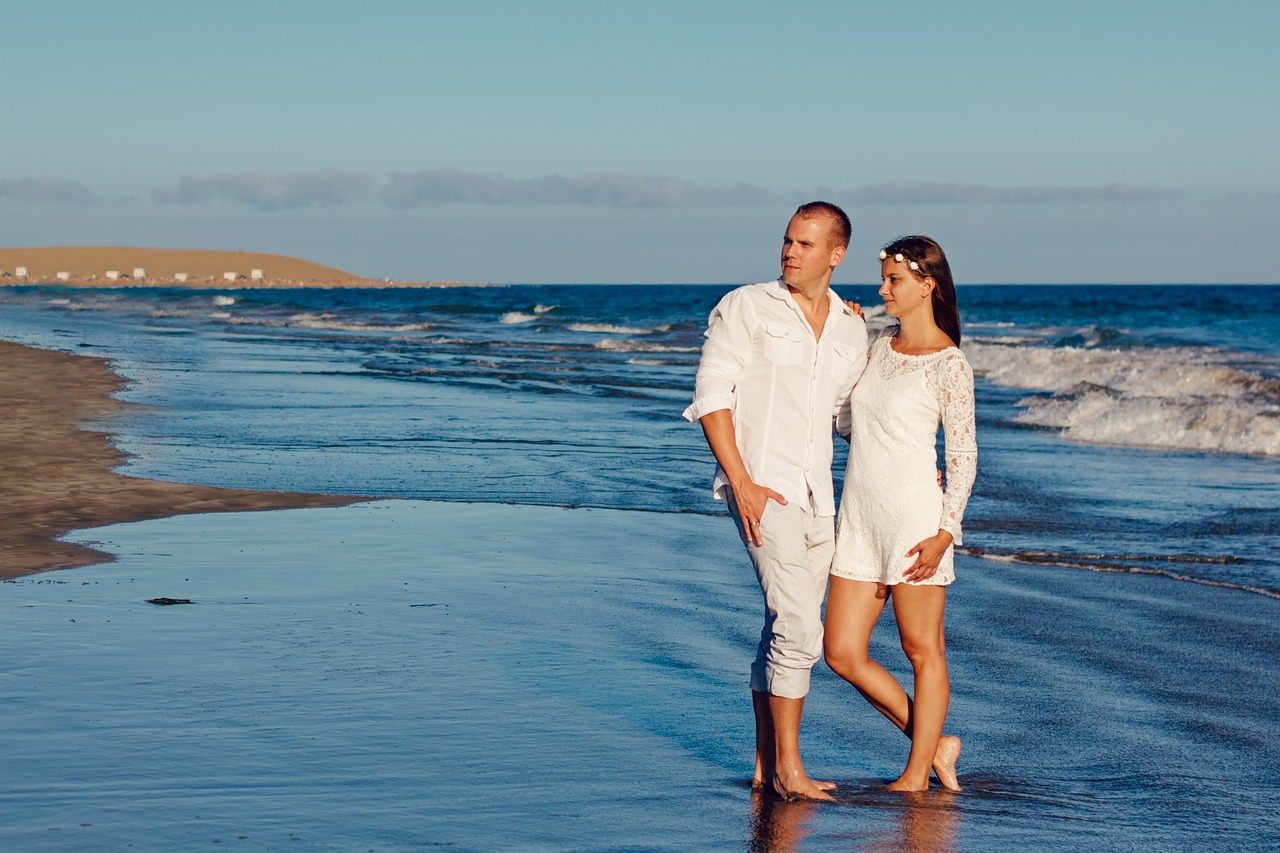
[831,327,977,586]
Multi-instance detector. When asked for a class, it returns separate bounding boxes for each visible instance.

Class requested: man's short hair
[794,201,851,248]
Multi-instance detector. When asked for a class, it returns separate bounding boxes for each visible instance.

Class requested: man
[683,201,868,801]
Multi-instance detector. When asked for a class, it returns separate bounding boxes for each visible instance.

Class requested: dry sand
[0,340,364,579]
[0,246,476,287]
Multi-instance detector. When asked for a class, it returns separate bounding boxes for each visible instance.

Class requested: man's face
[780,214,845,290]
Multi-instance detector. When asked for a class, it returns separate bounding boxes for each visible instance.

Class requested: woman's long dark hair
[881,235,961,345]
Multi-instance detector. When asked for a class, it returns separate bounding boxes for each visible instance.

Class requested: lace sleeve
[927,350,977,544]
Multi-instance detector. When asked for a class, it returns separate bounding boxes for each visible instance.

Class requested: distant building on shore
[133,268,146,280]
[15,266,27,278]
[251,269,263,281]
[106,270,120,281]
[57,272,71,281]
[175,273,188,283]
[223,272,237,282]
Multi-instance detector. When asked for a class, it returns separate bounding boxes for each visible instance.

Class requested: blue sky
[3,0,1276,284]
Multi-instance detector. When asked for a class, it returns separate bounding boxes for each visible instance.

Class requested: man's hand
[902,530,953,583]
[733,479,787,547]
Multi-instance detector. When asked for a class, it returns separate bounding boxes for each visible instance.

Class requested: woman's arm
[902,352,976,582]
[936,352,977,543]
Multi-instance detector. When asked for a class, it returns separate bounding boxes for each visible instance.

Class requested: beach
[0,341,359,578]
[2,283,1279,850]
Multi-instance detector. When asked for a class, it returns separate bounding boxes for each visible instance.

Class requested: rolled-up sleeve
[682,293,751,422]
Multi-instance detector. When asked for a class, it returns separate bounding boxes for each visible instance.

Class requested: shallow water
[2,502,1277,851]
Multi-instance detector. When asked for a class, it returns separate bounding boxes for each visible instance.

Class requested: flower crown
[879,249,921,272]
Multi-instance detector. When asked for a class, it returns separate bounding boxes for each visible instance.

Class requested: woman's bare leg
[886,583,951,792]
[824,577,961,790]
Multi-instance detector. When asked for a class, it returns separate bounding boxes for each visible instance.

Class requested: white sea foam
[966,341,1280,457]
[969,334,1042,346]
[212,295,237,306]
[626,359,665,366]
[569,323,653,335]
[48,298,72,305]
[501,311,540,324]
[595,339,699,353]
[533,304,556,315]
[286,313,432,333]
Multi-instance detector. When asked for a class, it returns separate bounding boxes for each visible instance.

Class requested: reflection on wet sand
[748,791,818,853]
[748,787,960,853]
[879,791,959,853]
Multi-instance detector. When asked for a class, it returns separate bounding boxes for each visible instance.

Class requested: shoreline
[0,339,364,580]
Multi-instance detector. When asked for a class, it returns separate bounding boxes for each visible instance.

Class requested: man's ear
[829,244,847,269]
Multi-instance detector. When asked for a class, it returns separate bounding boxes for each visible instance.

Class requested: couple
[683,201,976,800]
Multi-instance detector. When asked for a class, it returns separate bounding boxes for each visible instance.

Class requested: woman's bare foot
[886,776,929,792]
[931,736,962,791]
[773,769,836,802]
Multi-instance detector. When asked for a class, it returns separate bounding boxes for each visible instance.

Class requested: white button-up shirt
[683,279,869,516]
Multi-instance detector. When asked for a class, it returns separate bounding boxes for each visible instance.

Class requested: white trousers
[726,488,834,700]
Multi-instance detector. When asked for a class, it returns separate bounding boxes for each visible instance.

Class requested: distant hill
[0,246,370,286]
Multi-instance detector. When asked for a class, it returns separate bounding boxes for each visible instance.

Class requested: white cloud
[151,170,373,210]
[0,177,96,204]
[134,171,1184,212]
[378,169,780,209]
[844,181,1177,205]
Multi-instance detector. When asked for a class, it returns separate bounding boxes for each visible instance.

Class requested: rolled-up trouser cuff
[727,488,834,701]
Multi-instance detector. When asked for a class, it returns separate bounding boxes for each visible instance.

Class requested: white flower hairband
[879,249,921,272]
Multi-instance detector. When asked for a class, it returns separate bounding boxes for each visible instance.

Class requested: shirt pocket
[763,323,804,366]
[829,342,859,379]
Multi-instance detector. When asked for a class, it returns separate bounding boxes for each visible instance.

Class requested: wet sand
[2,501,1278,850]
[0,340,361,578]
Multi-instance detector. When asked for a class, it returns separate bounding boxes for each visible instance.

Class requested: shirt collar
[767,277,855,318]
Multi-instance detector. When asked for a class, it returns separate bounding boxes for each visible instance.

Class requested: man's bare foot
[773,770,836,802]
[754,776,830,791]
[931,736,962,791]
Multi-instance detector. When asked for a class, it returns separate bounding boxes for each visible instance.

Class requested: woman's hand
[845,300,865,319]
[903,530,953,583]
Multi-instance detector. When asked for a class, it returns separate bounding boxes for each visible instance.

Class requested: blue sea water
[1,282,1278,597]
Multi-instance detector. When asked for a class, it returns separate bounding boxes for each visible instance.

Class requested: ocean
[1,282,1278,851]
[1,282,1277,595]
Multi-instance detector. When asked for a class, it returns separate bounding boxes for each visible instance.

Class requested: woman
[825,236,976,792]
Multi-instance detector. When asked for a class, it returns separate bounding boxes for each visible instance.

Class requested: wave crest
[967,341,1280,457]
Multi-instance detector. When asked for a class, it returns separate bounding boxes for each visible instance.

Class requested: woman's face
[878,258,930,318]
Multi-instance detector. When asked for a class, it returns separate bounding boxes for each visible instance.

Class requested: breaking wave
[966,340,1280,457]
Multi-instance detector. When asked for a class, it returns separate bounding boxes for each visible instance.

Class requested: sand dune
[0,246,458,287]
